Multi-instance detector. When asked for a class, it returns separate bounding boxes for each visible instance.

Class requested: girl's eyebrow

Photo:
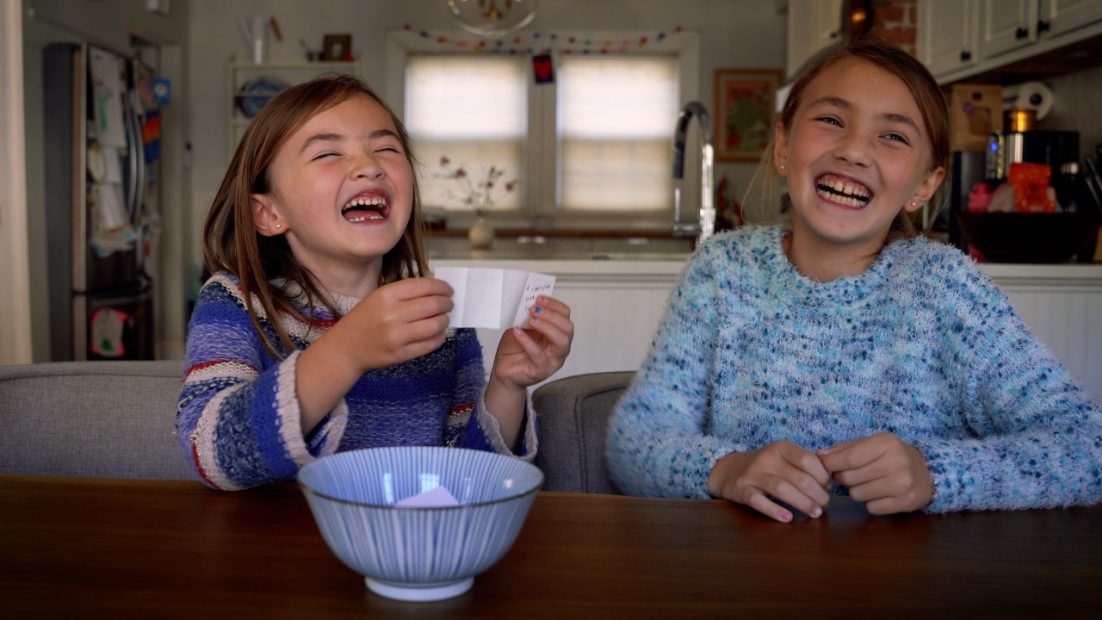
[807,95,920,132]
[298,129,400,154]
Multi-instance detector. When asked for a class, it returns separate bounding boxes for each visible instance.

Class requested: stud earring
[275,223,282,229]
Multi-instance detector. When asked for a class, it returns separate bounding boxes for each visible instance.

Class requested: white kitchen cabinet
[227,61,359,156]
[978,0,1038,59]
[786,0,844,78]
[435,257,1102,403]
[918,0,980,77]
[924,0,1102,82]
[983,0,1102,59]
[1043,0,1102,35]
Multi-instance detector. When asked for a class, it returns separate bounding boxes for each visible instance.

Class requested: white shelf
[227,61,360,156]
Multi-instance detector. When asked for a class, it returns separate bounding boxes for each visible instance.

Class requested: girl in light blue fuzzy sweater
[607,39,1102,521]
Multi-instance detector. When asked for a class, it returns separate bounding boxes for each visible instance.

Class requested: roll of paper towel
[1005,81,1054,120]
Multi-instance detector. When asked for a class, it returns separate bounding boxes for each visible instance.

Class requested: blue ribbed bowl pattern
[298,447,543,586]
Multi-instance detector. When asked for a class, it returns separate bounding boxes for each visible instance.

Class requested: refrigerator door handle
[124,92,142,226]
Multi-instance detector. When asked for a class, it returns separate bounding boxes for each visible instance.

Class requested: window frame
[385,30,701,232]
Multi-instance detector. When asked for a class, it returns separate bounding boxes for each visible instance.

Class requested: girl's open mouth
[815,174,873,208]
[341,194,390,223]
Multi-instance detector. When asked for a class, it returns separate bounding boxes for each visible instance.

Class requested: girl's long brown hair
[202,75,428,358]
[748,38,950,237]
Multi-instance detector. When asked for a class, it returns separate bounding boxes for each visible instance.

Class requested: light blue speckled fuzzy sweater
[607,226,1102,513]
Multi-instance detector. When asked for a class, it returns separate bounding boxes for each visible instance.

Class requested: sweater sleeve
[175,277,348,491]
[448,328,538,460]
[918,275,1102,513]
[606,241,747,498]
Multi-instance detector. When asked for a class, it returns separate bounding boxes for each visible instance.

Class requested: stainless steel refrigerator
[43,42,156,361]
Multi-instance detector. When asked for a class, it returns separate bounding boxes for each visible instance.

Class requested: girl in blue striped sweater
[178,76,573,490]
[607,39,1101,520]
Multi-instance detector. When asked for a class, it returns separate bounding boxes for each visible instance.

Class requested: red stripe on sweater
[190,441,221,490]
[185,359,256,378]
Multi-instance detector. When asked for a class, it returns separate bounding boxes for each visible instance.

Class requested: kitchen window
[387,31,701,231]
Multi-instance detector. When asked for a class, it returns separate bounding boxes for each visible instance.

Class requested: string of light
[400,23,687,57]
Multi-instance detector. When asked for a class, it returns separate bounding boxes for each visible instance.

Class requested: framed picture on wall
[713,69,784,162]
[322,34,353,61]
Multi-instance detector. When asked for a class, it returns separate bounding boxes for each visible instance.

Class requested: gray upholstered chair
[0,360,196,480]
[532,371,634,494]
[0,361,635,491]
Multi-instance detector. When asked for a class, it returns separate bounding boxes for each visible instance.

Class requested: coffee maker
[985,130,1080,183]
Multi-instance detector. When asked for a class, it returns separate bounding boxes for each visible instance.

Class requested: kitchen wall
[1039,63,1102,162]
[186,0,788,286]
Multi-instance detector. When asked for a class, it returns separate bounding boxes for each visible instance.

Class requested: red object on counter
[967,182,993,212]
[1008,162,1056,213]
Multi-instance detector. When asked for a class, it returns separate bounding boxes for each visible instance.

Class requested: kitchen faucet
[672,101,715,244]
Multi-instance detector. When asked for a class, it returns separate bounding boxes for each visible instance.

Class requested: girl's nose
[352,152,386,179]
[833,133,872,167]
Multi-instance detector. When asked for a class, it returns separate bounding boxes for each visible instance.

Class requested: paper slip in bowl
[434,267,555,330]
[395,485,461,508]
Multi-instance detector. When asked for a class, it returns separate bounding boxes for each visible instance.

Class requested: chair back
[0,360,196,480]
[532,371,634,494]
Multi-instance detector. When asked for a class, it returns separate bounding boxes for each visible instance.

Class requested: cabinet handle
[1038,20,1051,34]
[960,50,972,61]
[830,30,840,39]
[1015,26,1028,39]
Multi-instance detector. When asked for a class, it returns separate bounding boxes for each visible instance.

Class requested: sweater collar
[762,227,899,307]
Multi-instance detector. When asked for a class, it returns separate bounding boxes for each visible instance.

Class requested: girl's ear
[251,194,287,236]
[772,121,789,176]
[905,166,947,213]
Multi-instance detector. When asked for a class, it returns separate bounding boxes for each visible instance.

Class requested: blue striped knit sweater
[607,226,1102,513]
[177,273,536,491]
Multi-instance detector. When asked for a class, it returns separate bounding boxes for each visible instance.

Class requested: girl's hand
[707,441,832,523]
[338,277,454,372]
[817,432,934,515]
[490,295,574,390]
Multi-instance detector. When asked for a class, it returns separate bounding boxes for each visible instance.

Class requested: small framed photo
[322,34,353,61]
[714,69,785,162]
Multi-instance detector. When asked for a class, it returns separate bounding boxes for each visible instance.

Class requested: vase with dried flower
[437,156,517,250]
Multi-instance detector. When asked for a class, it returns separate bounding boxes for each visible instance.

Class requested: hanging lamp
[447,0,537,38]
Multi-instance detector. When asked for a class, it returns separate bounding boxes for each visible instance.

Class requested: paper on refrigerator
[434,267,555,329]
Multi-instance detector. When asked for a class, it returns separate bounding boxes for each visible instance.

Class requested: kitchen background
[5,0,1102,399]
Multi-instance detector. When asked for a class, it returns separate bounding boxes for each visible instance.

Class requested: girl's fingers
[745,490,794,523]
[400,294,453,323]
[404,314,450,345]
[846,476,895,504]
[525,316,572,352]
[508,327,549,365]
[762,474,825,519]
[532,295,571,318]
[831,460,884,489]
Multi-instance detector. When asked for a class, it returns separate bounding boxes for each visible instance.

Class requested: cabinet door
[919,0,979,77]
[787,0,844,78]
[980,0,1039,58]
[1041,0,1102,37]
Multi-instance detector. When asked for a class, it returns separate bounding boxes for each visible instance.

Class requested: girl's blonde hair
[202,75,428,358]
[747,38,950,237]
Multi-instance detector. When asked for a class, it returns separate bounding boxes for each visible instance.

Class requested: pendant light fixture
[447,0,537,38]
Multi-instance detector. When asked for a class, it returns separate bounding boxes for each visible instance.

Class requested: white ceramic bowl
[297,446,543,602]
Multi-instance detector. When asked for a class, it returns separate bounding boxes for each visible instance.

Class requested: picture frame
[713,69,784,162]
[321,34,353,61]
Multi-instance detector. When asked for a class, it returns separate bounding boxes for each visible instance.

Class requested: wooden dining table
[1,474,1100,618]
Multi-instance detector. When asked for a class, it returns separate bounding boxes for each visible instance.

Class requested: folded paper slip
[434,267,556,329]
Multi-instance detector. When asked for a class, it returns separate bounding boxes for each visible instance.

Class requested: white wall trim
[0,0,33,363]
